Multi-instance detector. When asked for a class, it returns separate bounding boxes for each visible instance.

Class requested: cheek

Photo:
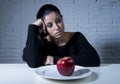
[58,23,64,29]
[60,24,64,31]
[46,28,54,35]
[61,21,64,27]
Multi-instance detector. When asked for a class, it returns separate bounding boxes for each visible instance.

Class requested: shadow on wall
[100,41,120,63]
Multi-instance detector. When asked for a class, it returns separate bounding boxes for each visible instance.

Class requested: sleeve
[71,32,100,67]
[22,24,47,68]
[54,57,60,64]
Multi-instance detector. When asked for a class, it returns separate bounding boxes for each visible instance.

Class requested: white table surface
[0,64,120,84]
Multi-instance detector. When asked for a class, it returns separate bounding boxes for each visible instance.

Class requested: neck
[47,32,66,46]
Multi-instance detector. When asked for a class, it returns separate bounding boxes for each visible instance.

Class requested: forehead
[44,12,60,23]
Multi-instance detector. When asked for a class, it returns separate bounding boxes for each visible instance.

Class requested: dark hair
[36,4,62,19]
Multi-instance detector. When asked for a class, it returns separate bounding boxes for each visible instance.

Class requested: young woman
[22,4,100,68]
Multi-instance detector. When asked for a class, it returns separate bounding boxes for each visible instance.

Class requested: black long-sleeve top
[22,24,100,68]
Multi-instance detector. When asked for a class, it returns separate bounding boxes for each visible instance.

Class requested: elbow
[22,50,42,68]
[96,55,101,66]
[92,58,101,67]
[93,62,100,67]
[22,56,42,68]
[27,63,41,68]
[25,60,42,68]
[86,56,101,67]
[97,58,101,66]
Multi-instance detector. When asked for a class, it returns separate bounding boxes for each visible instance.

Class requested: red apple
[56,56,75,76]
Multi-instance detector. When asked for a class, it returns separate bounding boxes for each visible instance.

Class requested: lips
[55,31,62,35]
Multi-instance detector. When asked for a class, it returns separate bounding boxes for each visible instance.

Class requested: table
[0,64,120,84]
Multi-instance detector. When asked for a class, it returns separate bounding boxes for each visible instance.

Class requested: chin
[55,35,62,39]
[54,32,64,38]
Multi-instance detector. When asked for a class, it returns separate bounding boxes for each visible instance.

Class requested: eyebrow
[55,16,62,22]
[55,16,61,20]
[45,16,61,24]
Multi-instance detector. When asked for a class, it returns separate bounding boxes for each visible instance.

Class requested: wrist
[32,19,42,26]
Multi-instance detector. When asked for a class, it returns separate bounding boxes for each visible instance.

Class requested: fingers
[44,56,53,65]
[32,19,48,37]
[41,19,46,31]
[32,19,46,31]
[32,19,43,26]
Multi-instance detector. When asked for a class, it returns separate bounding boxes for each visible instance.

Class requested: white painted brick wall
[0,0,120,63]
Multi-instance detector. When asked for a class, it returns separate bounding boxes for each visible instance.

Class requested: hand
[32,19,46,31]
[44,56,53,65]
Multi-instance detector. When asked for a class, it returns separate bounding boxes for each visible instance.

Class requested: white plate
[35,65,92,80]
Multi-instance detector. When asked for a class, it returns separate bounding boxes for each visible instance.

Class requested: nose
[53,23,59,30]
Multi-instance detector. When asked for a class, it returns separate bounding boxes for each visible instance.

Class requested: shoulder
[74,32,84,36]
[71,32,89,44]
[65,32,86,40]
[72,32,86,39]
[65,32,84,36]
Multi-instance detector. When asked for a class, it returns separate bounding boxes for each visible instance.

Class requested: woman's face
[44,12,64,38]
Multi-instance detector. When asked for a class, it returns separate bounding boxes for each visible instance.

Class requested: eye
[46,23,52,28]
[55,18,62,24]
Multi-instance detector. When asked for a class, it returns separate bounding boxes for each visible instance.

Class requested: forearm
[73,46,100,67]
[22,24,47,68]
[53,54,100,67]
[71,53,100,67]
[74,32,100,66]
